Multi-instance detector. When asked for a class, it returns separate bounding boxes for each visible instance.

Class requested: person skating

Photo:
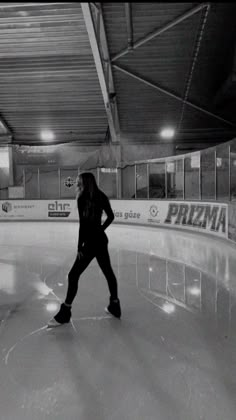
[48,172,121,327]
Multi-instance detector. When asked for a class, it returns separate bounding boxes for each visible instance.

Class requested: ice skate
[47,303,71,327]
[105,298,121,319]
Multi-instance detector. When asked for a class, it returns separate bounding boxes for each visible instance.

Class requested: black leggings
[65,241,118,305]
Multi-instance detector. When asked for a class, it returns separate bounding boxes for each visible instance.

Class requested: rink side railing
[12,138,236,202]
[0,199,230,242]
[2,137,236,244]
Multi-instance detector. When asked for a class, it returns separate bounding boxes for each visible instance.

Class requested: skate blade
[47,319,64,328]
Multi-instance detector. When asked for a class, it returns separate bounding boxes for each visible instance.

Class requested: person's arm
[77,225,85,251]
[77,203,85,256]
[101,194,114,231]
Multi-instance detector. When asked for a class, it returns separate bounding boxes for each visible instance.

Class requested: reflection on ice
[0,222,236,420]
[0,264,17,294]
[162,302,176,314]
[34,281,53,297]
[134,250,233,336]
[0,223,236,420]
[45,302,60,313]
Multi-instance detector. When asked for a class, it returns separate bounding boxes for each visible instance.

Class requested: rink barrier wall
[0,199,228,241]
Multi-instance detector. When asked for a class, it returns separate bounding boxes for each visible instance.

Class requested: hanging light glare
[41,130,54,142]
[160,128,175,139]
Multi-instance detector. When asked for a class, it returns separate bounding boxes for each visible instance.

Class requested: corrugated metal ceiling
[0,2,235,150]
[0,2,108,145]
[104,2,236,147]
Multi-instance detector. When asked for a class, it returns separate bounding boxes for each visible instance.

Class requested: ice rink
[0,221,236,420]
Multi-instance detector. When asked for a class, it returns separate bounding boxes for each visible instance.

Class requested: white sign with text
[0,199,228,239]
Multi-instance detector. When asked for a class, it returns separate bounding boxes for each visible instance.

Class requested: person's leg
[48,249,94,326]
[95,243,118,300]
[96,244,121,318]
[65,251,95,305]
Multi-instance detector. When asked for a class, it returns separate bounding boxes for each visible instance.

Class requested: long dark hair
[77,172,102,219]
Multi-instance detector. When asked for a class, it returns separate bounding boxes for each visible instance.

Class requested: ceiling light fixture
[41,130,54,142]
[160,128,175,139]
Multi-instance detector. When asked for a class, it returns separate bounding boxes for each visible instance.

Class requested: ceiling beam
[81,3,120,143]
[177,4,210,131]
[112,3,209,62]
[113,63,236,128]
[125,3,133,51]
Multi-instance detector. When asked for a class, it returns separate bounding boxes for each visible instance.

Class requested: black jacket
[77,190,114,250]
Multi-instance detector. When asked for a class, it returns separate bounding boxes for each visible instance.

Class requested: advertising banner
[110,200,228,239]
[0,199,228,239]
[0,200,78,221]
